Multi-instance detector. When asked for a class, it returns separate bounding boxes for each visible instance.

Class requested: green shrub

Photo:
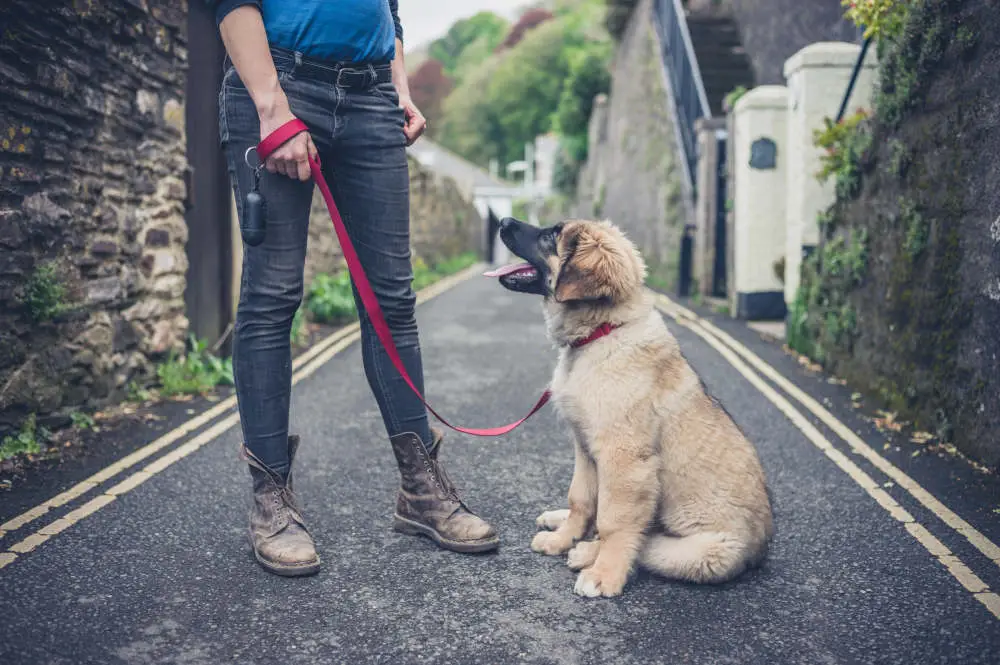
[432,252,478,277]
[70,411,95,430]
[841,0,908,41]
[306,272,357,324]
[22,264,67,322]
[814,109,872,200]
[723,85,749,112]
[0,414,45,461]
[156,335,234,397]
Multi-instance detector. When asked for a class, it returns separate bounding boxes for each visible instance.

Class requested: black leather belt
[269,47,392,89]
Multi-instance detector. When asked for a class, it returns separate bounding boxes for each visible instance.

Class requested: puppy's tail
[639,532,762,584]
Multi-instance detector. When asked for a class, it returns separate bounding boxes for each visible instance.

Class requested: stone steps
[686,14,755,115]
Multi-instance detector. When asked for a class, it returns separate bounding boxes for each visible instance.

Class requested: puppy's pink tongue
[483,263,533,278]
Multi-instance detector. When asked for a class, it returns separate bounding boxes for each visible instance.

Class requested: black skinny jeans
[220,48,432,475]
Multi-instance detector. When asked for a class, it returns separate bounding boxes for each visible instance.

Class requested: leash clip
[244,145,261,170]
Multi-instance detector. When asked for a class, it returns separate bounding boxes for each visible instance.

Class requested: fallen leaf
[883,481,895,488]
[827,377,847,385]
[143,414,165,422]
[872,410,904,433]
[911,450,921,457]
[910,431,934,444]
[185,409,196,415]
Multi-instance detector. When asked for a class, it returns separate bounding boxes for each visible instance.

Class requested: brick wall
[0,0,190,432]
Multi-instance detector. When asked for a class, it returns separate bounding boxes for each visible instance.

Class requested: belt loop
[367,63,377,87]
[292,51,303,75]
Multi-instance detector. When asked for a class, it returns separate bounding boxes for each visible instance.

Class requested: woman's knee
[238,268,304,329]
[368,278,417,331]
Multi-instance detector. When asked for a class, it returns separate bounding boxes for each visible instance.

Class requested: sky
[398,0,530,49]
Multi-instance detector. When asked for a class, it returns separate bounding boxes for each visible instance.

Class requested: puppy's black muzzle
[497,217,554,296]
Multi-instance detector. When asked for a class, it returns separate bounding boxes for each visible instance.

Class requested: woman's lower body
[219,48,498,576]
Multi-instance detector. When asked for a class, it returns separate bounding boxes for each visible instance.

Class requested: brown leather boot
[390,429,499,553]
[242,436,320,576]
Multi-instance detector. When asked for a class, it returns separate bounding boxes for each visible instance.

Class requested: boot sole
[247,534,321,577]
[393,514,500,553]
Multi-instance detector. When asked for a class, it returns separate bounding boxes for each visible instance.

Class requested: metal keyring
[244,145,261,169]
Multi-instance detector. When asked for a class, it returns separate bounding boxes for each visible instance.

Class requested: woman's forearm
[391,38,410,100]
[219,6,288,121]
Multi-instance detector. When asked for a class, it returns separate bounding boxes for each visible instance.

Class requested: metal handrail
[836,35,873,122]
[651,0,712,194]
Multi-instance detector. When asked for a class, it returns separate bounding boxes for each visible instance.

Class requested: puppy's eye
[552,223,565,235]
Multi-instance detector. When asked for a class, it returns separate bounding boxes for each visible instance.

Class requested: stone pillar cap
[783,41,878,78]
[733,85,789,112]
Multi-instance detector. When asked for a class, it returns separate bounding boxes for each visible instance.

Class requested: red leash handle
[256,120,550,436]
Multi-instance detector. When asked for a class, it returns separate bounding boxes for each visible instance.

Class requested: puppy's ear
[554,223,641,303]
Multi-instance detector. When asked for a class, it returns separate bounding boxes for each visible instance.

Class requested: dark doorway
[712,133,728,298]
[485,208,500,263]
[184,2,233,350]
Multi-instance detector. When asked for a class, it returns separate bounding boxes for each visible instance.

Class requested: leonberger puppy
[486,217,773,598]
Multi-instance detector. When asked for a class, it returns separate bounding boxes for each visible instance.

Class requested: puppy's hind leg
[639,532,757,584]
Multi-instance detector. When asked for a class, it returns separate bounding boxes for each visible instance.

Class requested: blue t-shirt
[213,0,401,63]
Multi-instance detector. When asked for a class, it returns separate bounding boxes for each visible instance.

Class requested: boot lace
[431,457,468,510]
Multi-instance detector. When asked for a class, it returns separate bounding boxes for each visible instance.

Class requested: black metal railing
[652,0,711,195]
[836,35,873,122]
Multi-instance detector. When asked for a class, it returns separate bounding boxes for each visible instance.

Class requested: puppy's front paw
[567,540,600,571]
[573,565,627,598]
[535,509,570,531]
[531,530,573,556]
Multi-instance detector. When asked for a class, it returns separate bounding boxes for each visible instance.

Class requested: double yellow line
[653,293,1000,620]
[0,265,481,571]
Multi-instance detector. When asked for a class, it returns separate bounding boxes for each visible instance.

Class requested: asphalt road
[1,276,998,665]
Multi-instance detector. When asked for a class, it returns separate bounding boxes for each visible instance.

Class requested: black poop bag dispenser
[241,146,267,246]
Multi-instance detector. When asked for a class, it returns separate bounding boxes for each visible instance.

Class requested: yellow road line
[0,264,482,571]
[653,295,999,620]
[658,293,1000,570]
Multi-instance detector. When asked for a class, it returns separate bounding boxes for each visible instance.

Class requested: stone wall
[573,0,687,289]
[0,0,189,433]
[791,0,1000,469]
[304,155,482,286]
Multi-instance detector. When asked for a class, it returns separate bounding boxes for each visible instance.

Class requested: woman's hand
[399,94,426,146]
[258,98,319,182]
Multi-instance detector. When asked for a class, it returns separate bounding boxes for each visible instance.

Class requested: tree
[438,57,507,167]
[554,44,612,140]
[498,8,554,50]
[408,59,453,135]
[429,12,509,80]
[437,4,613,174]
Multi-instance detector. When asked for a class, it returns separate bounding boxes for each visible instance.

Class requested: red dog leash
[256,119,550,436]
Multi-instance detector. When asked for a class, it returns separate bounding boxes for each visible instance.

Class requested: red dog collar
[570,322,621,349]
